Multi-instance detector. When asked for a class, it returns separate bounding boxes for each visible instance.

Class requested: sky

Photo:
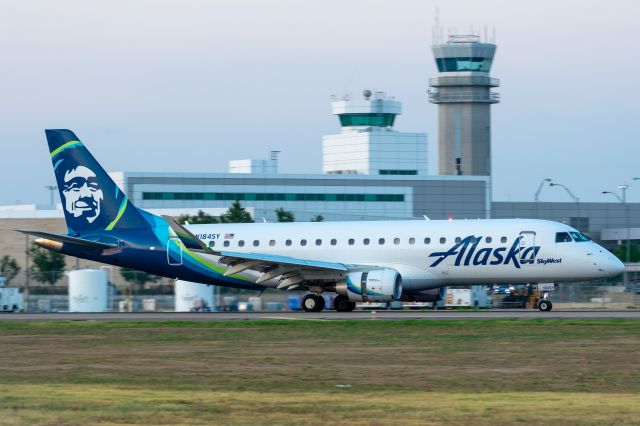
[1,0,639,205]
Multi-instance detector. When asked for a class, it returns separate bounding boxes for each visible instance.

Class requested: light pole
[45,185,57,207]
[549,182,581,229]
[534,178,552,202]
[603,185,630,287]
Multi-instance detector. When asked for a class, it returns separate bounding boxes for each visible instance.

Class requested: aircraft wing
[162,215,383,289]
[215,250,348,272]
[209,249,382,288]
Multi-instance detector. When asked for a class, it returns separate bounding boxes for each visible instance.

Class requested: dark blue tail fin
[47,129,149,235]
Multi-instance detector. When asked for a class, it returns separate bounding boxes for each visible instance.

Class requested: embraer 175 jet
[18,130,624,312]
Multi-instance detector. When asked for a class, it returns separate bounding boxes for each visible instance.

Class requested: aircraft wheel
[538,300,552,312]
[334,295,352,312]
[334,296,356,312]
[302,294,325,312]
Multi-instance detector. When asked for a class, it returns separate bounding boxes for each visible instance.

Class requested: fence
[3,269,640,311]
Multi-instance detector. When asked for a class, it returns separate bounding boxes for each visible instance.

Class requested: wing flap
[216,250,348,272]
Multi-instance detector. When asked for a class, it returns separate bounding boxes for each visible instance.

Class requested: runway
[2,309,640,321]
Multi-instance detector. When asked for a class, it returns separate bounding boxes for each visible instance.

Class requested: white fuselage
[185,218,623,291]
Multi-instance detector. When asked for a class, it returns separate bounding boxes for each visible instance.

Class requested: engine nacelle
[401,287,446,303]
[336,269,402,302]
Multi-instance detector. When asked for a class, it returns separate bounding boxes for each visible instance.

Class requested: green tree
[275,207,295,222]
[177,210,219,224]
[120,268,160,294]
[611,243,640,263]
[0,255,21,285]
[28,245,66,285]
[220,200,253,223]
[311,214,324,222]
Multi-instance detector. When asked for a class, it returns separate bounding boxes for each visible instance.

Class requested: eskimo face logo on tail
[428,235,541,269]
[61,165,104,225]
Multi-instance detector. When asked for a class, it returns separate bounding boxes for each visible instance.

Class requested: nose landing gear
[537,292,553,311]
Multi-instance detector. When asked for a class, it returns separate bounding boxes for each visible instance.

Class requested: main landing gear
[302,294,325,312]
[537,292,553,312]
[333,294,356,312]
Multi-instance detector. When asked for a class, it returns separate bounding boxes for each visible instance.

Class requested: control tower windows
[339,113,396,127]
[379,170,418,176]
[436,57,492,72]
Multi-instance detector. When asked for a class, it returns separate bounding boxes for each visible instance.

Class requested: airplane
[17,129,624,312]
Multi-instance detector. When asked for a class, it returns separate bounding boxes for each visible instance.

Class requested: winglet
[162,215,211,252]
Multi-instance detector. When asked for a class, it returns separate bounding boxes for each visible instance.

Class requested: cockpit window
[555,232,573,243]
[570,232,590,242]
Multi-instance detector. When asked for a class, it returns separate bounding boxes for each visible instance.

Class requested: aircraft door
[167,237,183,266]
[519,231,537,265]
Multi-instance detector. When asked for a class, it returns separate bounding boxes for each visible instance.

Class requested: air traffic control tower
[323,90,428,176]
[429,35,499,176]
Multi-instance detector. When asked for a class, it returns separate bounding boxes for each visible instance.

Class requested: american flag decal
[224,233,235,240]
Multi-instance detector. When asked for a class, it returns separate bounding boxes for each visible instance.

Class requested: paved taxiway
[1,310,640,321]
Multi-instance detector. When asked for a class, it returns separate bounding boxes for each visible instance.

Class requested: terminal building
[110,90,487,222]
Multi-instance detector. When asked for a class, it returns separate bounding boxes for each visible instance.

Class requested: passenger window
[555,232,573,243]
[223,240,230,247]
[379,238,385,245]
[394,238,400,245]
[331,239,337,246]
[286,239,292,246]
[439,237,446,244]
[424,238,431,244]
[208,241,215,248]
[269,240,276,247]
[486,236,492,243]
[348,238,355,245]
[363,238,370,245]
[253,240,259,247]
[501,236,507,243]
[315,239,322,246]
[301,239,307,246]
[455,237,461,243]
[238,240,245,247]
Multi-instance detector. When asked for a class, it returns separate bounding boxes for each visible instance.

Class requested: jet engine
[336,269,402,302]
[401,287,446,302]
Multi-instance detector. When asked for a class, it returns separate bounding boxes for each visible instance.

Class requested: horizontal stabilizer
[15,229,118,249]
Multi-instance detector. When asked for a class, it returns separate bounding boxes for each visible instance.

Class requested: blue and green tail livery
[46,129,148,235]
[30,129,260,290]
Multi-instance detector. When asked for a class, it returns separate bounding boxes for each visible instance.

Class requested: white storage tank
[68,269,108,312]
[175,280,213,312]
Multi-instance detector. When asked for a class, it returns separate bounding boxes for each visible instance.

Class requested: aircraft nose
[601,254,625,277]
[610,256,625,276]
